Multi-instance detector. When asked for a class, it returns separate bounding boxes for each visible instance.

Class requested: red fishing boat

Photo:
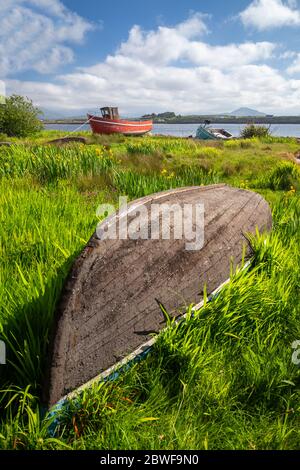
[88,107,152,136]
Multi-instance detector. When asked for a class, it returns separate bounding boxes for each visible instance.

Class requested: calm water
[45,123,300,138]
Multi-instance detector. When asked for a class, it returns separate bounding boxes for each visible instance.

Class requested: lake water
[45,123,300,138]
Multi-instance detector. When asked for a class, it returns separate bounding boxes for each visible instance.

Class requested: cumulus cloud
[239,0,300,30]
[5,12,300,115]
[0,0,94,77]
[116,17,275,67]
[287,53,300,73]
[279,50,298,59]
[8,61,300,116]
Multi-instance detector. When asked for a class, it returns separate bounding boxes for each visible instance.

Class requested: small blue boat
[196,122,233,140]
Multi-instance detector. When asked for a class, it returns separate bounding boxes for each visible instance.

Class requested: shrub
[0,94,43,137]
[257,161,300,190]
[240,124,271,139]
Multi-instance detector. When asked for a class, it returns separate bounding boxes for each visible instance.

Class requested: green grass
[0,179,108,393]
[253,161,300,191]
[0,145,115,182]
[0,131,300,449]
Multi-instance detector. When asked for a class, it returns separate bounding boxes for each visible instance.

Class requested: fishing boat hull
[196,126,216,140]
[196,126,233,140]
[87,114,152,135]
[44,184,272,406]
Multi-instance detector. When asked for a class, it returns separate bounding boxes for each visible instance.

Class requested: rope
[59,116,92,140]
[49,108,100,140]
[67,117,92,133]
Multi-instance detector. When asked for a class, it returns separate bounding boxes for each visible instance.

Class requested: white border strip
[0,80,6,104]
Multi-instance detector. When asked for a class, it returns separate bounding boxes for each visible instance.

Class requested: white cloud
[5,13,300,115]
[117,15,208,66]
[175,13,209,38]
[279,50,298,59]
[0,0,94,77]
[117,17,275,67]
[287,53,300,73]
[240,0,300,30]
[184,42,275,68]
[8,60,300,116]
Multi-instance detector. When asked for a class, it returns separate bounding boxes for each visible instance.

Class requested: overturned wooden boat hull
[44,185,272,406]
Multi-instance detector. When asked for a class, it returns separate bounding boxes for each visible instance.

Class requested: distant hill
[228,107,268,117]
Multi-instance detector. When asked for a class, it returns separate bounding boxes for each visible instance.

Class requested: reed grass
[112,167,220,199]
[0,145,115,183]
[125,137,200,155]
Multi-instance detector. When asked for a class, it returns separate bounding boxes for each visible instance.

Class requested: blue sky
[2,0,300,115]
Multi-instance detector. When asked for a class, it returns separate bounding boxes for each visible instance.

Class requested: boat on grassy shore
[44,184,272,406]
[88,107,153,136]
[196,121,233,140]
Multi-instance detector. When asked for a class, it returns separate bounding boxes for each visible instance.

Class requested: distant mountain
[228,107,268,117]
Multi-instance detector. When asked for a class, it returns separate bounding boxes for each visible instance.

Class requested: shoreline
[42,117,300,125]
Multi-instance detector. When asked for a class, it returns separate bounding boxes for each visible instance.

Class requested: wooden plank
[43,185,272,406]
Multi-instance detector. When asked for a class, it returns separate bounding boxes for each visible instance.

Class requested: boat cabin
[100,107,119,120]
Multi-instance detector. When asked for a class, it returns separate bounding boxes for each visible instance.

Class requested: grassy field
[0,131,299,449]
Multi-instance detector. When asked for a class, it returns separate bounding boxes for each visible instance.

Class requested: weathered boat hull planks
[44,184,272,406]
